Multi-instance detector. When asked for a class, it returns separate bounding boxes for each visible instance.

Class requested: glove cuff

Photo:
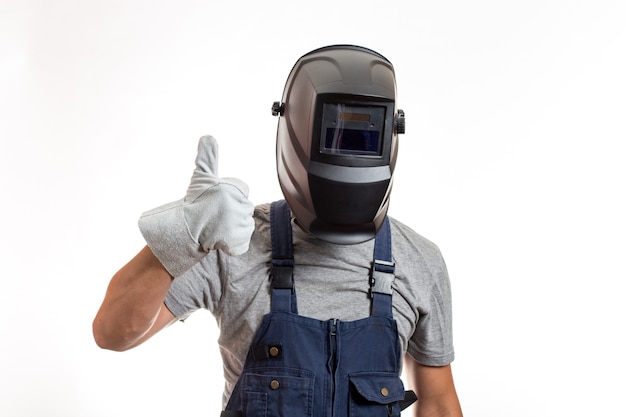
[138,200,206,278]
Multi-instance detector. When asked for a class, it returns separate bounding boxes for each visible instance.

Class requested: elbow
[92,332,127,352]
[92,315,138,352]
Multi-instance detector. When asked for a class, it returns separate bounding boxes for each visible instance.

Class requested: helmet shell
[275,45,401,244]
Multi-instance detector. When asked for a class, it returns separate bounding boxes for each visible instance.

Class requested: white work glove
[138,135,255,277]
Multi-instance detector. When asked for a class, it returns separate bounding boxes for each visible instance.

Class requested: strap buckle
[271,264,294,291]
[370,260,395,296]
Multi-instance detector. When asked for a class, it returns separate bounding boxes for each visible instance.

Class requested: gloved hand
[138,135,255,277]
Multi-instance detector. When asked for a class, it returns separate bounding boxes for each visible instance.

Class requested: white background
[1,0,625,416]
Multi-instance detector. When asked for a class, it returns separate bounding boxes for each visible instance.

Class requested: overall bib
[222,200,416,417]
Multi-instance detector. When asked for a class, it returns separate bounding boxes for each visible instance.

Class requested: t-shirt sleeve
[391,219,456,367]
[164,251,223,320]
[407,248,456,366]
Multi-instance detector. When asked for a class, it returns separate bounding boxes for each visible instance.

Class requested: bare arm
[403,354,463,417]
[93,245,177,351]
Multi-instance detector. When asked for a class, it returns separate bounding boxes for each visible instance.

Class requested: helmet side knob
[395,109,406,134]
[272,101,284,116]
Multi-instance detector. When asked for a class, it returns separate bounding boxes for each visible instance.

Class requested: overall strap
[371,219,417,408]
[370,217,395,317]
[269,200,297,313]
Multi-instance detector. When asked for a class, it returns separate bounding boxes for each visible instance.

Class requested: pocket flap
[349,373,406,404]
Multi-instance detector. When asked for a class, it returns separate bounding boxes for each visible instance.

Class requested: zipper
[329,318,338,417]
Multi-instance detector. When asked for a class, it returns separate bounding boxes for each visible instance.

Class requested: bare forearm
[415,395,463,417]
[404,355,463,417]
[93,245,173,351]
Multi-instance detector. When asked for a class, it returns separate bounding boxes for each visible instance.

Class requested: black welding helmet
[272,45,405,244]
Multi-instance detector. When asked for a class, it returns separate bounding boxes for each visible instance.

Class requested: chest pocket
[241,368,315,417]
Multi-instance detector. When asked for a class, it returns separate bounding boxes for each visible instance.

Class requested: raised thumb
[194,135,219,178]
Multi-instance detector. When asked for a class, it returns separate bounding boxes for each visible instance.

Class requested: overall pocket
[240,368,314,417]
[349,372,405,417]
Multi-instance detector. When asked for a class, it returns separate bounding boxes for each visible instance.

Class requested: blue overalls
[222,200,416,417]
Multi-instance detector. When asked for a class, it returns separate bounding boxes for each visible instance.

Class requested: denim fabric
[224,201,406,417]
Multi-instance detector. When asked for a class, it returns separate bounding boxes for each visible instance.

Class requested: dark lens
[324,128,380,154]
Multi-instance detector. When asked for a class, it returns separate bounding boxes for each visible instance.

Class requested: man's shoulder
[388,216,437,246]
[388,216,445,264]
[254,202,272,213]
[253,202,272,223]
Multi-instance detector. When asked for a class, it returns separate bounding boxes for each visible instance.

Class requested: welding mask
[272,45,405,244]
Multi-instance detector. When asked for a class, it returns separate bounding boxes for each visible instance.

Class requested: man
[93,45,463,417]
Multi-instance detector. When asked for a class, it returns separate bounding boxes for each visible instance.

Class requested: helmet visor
[320,103,386,156]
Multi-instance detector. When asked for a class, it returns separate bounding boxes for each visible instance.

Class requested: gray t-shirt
[165,203,455,405]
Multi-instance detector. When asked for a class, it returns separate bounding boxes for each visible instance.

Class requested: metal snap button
[270,380,280,390]
[269,346,280,357]
[381,387,389,397]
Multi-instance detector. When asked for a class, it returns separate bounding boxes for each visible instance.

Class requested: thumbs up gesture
[139,136,255,277]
